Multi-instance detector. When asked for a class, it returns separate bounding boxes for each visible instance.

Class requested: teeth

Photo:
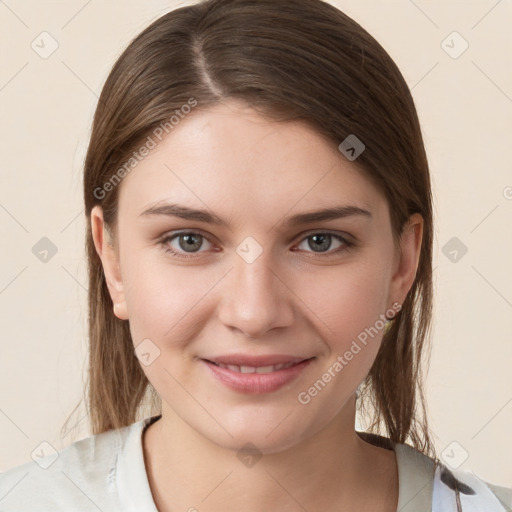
[256,365,276,374]
[215,361,298,373]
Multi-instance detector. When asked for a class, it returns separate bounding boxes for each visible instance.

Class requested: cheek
[121,235,392,353]
[298,260,391,342]
[122,252,218,344]
[295,259,392,399]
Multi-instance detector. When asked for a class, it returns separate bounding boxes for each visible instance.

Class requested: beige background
[0,0,511,487]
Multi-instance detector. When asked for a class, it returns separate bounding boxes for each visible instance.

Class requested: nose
[217,249,295,339]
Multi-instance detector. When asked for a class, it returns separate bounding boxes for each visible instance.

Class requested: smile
[202,357,315,394]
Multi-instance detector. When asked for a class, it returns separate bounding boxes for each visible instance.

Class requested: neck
[142,396,399,512]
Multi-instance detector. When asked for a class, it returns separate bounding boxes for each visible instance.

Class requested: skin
[91,99,423,512]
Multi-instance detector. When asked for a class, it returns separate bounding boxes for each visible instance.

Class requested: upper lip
[203,354,314,367]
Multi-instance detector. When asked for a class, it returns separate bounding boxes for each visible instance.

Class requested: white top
[1,415,510,511]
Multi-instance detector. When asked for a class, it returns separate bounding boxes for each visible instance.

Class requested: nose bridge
[218,238,294,338]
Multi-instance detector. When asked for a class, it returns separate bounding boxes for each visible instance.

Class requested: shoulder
[0,422,133,511]
[389,439,512,512]
[436,465,512,512]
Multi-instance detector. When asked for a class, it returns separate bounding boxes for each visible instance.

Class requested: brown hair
[65,0,437,460]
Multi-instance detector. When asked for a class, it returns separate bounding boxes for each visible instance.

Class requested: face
[92,99,422,454]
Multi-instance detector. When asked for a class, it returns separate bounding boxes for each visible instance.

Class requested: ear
[388,213,424,308]
[90,205,129,320]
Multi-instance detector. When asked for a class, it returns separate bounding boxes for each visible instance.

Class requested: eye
[294,232,354,256]
[160,231,213,258]
[159,230,355,259]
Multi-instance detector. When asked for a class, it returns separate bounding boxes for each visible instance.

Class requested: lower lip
[202,358,315,394]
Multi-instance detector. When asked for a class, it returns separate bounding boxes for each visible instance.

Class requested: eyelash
[158,230,355,260]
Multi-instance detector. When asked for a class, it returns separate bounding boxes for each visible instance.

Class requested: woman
[1,0,510,510]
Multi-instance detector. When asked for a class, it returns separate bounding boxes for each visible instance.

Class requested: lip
[202,356,315,394]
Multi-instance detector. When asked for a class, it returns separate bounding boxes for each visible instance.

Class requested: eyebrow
[139,202,372,228]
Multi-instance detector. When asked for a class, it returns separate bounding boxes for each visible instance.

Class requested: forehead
[117,100,388,223]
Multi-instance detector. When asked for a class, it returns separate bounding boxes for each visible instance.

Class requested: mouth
[201,356,316,394]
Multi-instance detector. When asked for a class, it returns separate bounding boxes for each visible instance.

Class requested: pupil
[180,234,201,252]
[310,234,330,252]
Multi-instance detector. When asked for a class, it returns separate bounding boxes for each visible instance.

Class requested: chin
[203,415,314,457]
